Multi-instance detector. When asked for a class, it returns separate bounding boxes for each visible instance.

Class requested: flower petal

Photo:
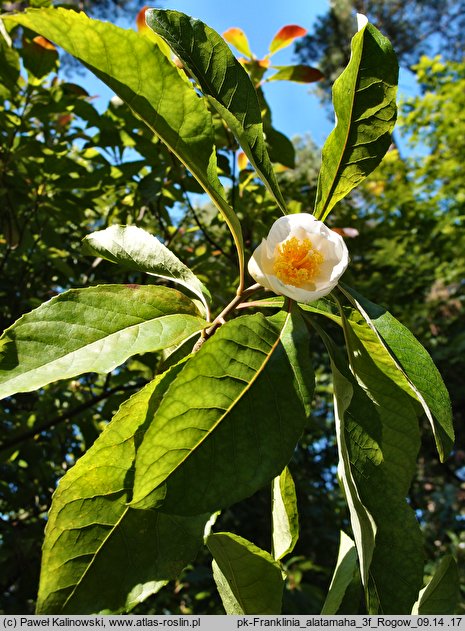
[248,213,349,303]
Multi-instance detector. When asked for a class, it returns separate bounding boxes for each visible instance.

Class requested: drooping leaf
[340,284,454,461]
[267,64,324,84]
[0,285,206,399]
[268,25,307,55]
[83,225,211,314]
[147,9,288,215]
[315,323,376,596]
[272,467,299,561]
[223,27,253,58]
[318,310,425,614]
[131,307,314,514]
[37,367,209,614]
[5,8,244,282]
[321,531,360,614]
[314,22,398,221]
[208,532,284,614]
[412,556,460,614]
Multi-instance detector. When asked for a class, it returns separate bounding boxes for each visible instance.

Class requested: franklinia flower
[248,213,349,303]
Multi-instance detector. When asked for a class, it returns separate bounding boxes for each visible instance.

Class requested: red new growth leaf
[223,27,253,59]
[32,35,56,51]
[269,25,307,55]
[136,6,149,32]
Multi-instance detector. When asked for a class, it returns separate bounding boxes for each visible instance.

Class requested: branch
[0,384,139,453]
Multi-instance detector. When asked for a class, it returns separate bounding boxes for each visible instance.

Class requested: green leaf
[266,127,295,169]
[267,64,324,84]
[321,531,359,614]
[340,284,454,461]
[315,323,376,596]
[147,9,287,215]
[0,21,20,98]
[322,309,425,614]
[37,367,209,614]
[412,556,460,614]
[131,307,314,514]
[272,467,299,561]
[208,532,284,614]
[0,285,206,399]
[314,22,398,221]
[83,225,211,315]
[5,8,244,283]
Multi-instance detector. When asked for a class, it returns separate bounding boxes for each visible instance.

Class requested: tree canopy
[0,3,463,615]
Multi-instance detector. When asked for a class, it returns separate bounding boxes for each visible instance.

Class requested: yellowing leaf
[223,27,253,58]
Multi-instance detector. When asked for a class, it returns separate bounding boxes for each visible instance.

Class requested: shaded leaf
[267,64,324,84]
[0,27,20,98]
[268,25,307,55]
[83,225,211,314]
[266,127,295,169]
[321,531,359,614]
[0,285,206,399]
[319,309,425,613]
[5,8,244,283]
[147,9,287,215]
[37,367,208,613]
[412,556,460,614]
[315,323,376,595]
[314,23,398,221]
[340,284,454,461]
[223,27,253,58]
[131,307,314,514]
[272,467,299,561]
[208,532,284,614]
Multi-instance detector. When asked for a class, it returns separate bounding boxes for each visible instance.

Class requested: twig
[0,384,139,453]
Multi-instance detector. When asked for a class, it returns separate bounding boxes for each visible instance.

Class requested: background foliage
[0,0,464,615]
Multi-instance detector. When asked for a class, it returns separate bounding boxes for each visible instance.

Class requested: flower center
[273,237,324,287]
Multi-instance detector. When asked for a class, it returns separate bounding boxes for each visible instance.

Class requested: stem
[0,384,139,454]
[203,283,262,339]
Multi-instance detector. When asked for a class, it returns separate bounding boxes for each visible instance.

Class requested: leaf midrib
[1,313,204,398]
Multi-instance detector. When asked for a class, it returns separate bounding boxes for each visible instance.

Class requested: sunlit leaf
[340,284,454,461]
[412,556,459,614]
[131,307,314,514]
[5,8,244,284]
[267,64,323,84]
[0,285,206,399]
[268,25,307,55]
[208,532,284,614]
[83,225,211,315]
[147,9,288,215]
[37,367,209,613]
[272,467,299,561]
[314,22,398,221]
[223,27,253,58]
[321,531,359,614]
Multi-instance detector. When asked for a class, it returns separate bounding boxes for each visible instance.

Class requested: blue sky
[87,0,335,145]
[85,1,418,150]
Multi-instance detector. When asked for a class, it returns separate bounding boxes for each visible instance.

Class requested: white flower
[248,213,349,303]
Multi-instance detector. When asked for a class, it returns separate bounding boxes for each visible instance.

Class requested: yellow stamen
[273,237,324,287]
